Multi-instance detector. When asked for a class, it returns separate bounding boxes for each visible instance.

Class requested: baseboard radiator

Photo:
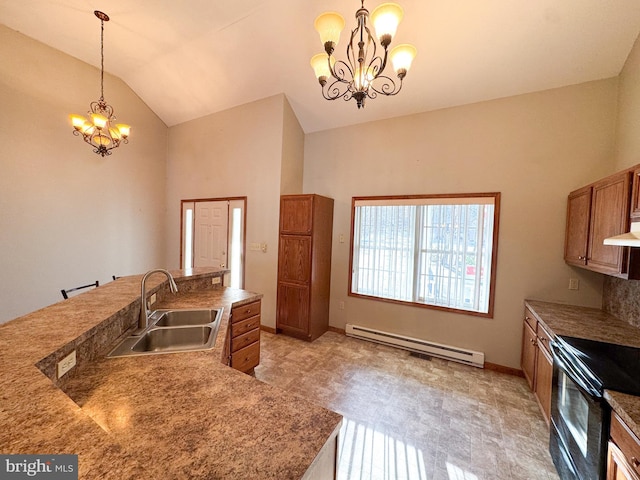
[345,324,485,368]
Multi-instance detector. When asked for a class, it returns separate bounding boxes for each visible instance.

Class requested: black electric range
[555,335,640,396]
[550,335,640,480]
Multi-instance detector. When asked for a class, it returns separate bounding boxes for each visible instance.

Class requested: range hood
[603,221,640,247]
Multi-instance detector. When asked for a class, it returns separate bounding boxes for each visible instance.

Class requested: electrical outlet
[212,276,221,285]
[57,350,77,379]
[339,301,345,310]
[260,242,267,253]
[568,278,579,290]
[339,234,345,244]
[147,293,157,308]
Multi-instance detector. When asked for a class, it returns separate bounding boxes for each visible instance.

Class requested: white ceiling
[2,0,640,133]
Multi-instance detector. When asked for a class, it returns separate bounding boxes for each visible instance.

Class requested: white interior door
[194,201,228,268]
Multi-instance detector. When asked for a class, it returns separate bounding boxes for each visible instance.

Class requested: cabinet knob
[632,456,640,468]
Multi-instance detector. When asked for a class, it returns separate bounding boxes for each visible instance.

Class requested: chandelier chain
[99,17,104,102]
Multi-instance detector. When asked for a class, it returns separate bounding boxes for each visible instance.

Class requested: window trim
[348,192,501,318]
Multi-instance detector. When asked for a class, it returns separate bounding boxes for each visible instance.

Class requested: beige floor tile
[255,331,559,480]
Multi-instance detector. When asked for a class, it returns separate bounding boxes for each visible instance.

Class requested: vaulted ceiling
[2,0,640,133]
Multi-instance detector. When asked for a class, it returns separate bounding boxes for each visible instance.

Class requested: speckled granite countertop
[0,268,342,479]
[525,299,640,439]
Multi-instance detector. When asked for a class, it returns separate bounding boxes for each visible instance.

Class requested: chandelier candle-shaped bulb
[116,124,131,138]
[70,114,88,130]
[310,54,336,85]
[353,66,375,91]
[390,44,417,78]
[91,113,108,130]
[314,12,345,53]
[370,3,403,47]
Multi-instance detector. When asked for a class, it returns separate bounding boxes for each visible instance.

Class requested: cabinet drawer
[611,413,640,474]
[231,315,261,337]
[536,323,553,355]
[524,307,537,330]
[231,342,260,373]
[231,301,261,323]
[231,328,260,353]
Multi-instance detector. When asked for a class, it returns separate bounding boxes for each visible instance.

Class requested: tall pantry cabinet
[276,194,334,341]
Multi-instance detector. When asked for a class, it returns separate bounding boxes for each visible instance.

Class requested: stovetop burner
[556,335,640,396]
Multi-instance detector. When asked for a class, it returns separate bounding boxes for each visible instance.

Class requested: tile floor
[254,331,560,480]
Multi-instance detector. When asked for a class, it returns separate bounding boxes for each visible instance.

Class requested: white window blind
[351,194,499,315]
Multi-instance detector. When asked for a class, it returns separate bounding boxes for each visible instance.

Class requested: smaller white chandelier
[311,1,417,109]
[70,11,130,157]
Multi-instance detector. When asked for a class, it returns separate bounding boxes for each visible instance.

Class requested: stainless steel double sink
[107,308,223,358]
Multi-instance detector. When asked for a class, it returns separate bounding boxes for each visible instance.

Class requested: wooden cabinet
[521,314,537,390]
[565,171,634,277]
[229,300,261,373]
[564,185,592,267]
[631,168,640,220]
[277,194,334,341]
[520,306,553,426]
[535,331,553,424]
[608,413,640,480]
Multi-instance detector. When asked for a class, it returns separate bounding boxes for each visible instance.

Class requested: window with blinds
[349,193,500,317]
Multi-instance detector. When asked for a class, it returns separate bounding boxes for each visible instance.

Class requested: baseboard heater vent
[345,324,485,368]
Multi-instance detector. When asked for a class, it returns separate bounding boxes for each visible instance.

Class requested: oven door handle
[551,340,602,398]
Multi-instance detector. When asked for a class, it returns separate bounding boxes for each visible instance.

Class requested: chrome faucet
[135,269,178,334]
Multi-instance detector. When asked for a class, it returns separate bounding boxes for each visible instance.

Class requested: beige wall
[0,26,168,324]
[615,33,640,171]
[280,97,305,195]
[304,79,618,368]
[166,95,301,327]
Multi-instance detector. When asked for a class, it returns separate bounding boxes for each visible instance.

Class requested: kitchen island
[0,268,342,479]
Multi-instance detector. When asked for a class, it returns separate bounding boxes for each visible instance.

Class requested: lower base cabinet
[521,306,553,425]
[229,300,261,373]
[608,413,640,480]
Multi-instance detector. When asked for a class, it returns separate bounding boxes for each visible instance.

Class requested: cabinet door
[280,196,313,234]
[631,169,640,220]
[535,344,553,426]
[608,441,640,480]
[588,173,630,274]
[565,186,592,266]
[278,236,312,284]
[277,283,310,336]
[521,320,537,391]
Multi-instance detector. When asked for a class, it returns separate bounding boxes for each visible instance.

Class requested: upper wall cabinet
[630,167,640,220]
[564,168,640,278]
[565,185,592,267]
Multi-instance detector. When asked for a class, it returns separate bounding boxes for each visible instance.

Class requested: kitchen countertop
[0,268,342,479]
[525,299,640,439]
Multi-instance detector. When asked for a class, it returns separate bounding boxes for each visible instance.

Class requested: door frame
[180,196,247,288]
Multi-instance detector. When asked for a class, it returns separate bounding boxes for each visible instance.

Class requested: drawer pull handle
[632,456,640,468]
